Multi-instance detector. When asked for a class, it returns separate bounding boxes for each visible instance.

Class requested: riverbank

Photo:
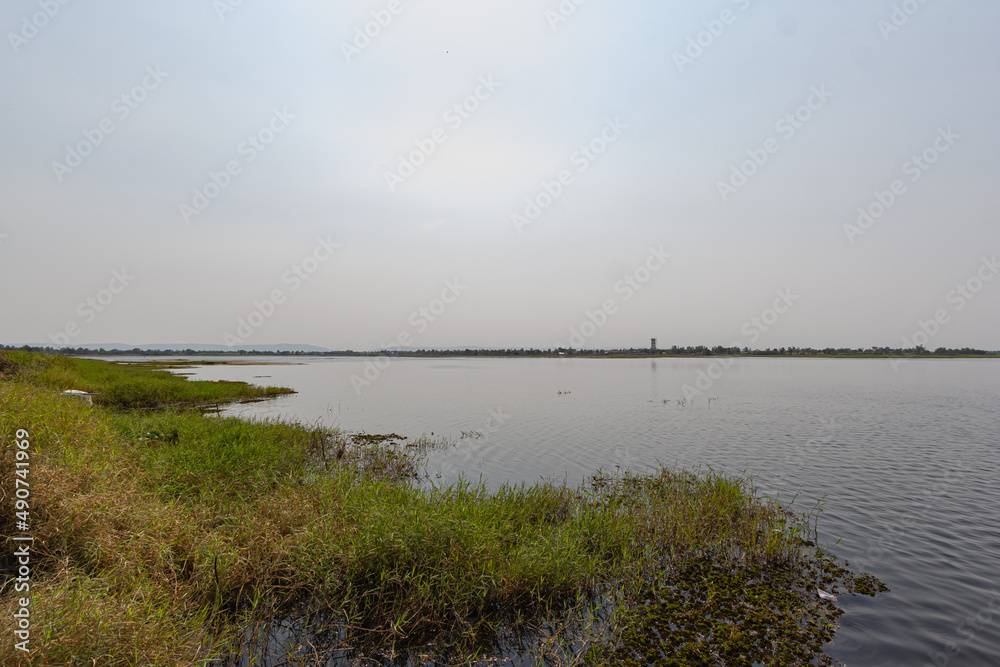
[1,352,886,665]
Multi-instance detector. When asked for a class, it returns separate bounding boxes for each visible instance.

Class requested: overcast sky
[2,0,998,351]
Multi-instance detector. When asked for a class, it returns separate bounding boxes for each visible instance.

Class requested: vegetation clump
[0,352,887,665]
[597,553,884,666]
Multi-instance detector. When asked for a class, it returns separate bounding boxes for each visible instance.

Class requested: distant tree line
[549,345,1000,357]
[2,344,998,358]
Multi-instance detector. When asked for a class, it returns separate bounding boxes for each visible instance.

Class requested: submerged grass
[0,352,886,665]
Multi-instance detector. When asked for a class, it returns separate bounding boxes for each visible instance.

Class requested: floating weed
[407,433,457,451]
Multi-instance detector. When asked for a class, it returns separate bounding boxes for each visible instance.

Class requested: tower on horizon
[650,338,657,352]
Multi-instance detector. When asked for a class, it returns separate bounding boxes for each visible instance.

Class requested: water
[165,356,1000,666]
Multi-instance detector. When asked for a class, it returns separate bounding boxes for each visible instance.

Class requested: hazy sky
[2,0,998,350]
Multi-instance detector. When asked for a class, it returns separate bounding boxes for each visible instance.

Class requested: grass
[0,352,887,665]
[0,350,292,409]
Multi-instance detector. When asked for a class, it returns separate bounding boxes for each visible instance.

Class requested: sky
[1,0,998,351]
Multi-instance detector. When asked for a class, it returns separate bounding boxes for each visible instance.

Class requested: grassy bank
[0,351,292,410]
[1,353,886,665]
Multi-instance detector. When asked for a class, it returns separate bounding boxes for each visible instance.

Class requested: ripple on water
[174,357,1000,667]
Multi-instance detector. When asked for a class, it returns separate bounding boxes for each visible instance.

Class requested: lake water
[164,356,999,666]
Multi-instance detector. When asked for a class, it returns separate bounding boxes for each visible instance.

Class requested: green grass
[110,410,325,502]
[0,351,292,409]
[0,352,886,665]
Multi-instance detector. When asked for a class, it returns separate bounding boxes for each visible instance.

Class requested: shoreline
[62,352,1000,361]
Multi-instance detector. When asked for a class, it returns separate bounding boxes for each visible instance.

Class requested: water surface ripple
[171,357,1000,666]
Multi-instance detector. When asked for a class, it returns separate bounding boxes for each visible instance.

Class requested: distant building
[650,338,657,352]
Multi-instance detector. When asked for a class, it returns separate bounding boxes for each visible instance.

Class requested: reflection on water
[160,356,1000,666]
